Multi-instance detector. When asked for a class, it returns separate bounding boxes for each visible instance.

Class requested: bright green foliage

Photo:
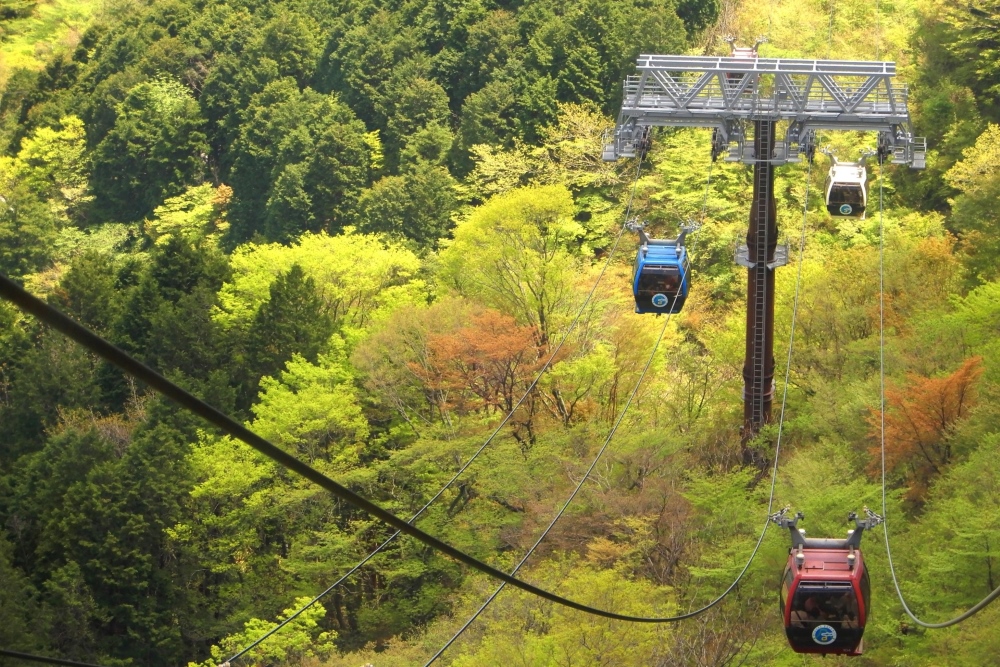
[144,183,231,246]
[439,184,583,343]
[946,124,1000,282]
[253,343,368,462]
[198,598,336,667]
[10,115,90,221]
[0,115,90,276]
[0,0,96,86]
[90,77,208,222]
[216,230,423,335]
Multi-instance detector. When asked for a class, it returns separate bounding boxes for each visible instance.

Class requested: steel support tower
[603,48,924,447]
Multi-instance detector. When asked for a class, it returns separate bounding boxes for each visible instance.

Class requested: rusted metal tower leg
[741,120,778,459]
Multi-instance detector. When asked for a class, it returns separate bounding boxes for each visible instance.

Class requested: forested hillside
[1,0,999,665]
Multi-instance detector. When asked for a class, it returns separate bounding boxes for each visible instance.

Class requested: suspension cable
[870,0,1000,629]
[875,166,1000,629]
[0,272,751,623]
[0,649,106,667]
[426,266,679,666]
[218,157,650,665]
[425,154,814,662]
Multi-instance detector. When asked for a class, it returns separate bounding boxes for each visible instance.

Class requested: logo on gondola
[812,624,837,645]
[651,293,669,308]
[839,204,853,215]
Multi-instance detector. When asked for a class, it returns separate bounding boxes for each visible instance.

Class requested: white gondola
[824,150,872,219]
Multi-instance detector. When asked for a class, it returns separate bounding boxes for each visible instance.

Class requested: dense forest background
[1,0,999,664]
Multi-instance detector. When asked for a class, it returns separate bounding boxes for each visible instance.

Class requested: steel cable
[0,272,748,623]
[0,649,106,667]
[875,165,1000,628]
[218,156,649,665]
[425,152,814,663]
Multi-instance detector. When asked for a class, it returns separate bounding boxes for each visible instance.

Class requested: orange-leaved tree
[869,356,983,503]
[414,309,546,448]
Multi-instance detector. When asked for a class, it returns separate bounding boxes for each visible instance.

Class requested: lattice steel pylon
[602,54,926,167]
[603,46,925,447]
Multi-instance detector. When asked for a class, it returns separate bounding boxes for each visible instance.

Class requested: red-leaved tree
[869,356,983,503]
[413,309,545,448]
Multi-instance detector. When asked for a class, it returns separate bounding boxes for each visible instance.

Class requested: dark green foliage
[90,78,208,223]
[9,422,195,666]
[0,331,102,456]
[42,561,103,659]
[318,9,422,131]
[227,78,369,242]
[244,264,333,401]
[0,0,36,22]
[0,531,40,652]
[675,0,719,37]
[357,162,458,248]
[0,188,58,279]
[116,236,229,378]
[53,251,122,334]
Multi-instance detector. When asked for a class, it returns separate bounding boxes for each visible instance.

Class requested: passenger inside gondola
[790,590,860,627]
[637,272,681,296]
[829,184,864,207]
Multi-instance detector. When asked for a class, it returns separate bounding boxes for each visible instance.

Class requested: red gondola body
[775,511,880,657]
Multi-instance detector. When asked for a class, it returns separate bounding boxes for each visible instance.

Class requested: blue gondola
[631,226,691,314]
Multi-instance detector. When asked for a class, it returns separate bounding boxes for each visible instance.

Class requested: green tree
[115,235,229,385]
[0,115,92,277]
[144,183,231,247]
[0,531,40,652]
[197,598,336,667]
[215,230,424,335]
[356,161,457,248]
[438,184,583,344]
[378,59,452,167]
[945,124,1000,282]
[244,264,334,407]
[252,342,369,462]
[52,250,121,334]
[90,78,208,223]
[228,79,369,242]
[318,10,421,130]
[11,115,91,224]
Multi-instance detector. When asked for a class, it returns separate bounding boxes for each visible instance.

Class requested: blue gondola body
[632,232,690,314]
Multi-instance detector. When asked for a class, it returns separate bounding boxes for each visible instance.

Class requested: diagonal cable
[219,156,649,665]
[425,152,813,663]
[0,272,755,623]
[425,286,678,665]
[875,163,1000,628]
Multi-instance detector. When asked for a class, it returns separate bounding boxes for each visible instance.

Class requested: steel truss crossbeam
[603,55,926,168]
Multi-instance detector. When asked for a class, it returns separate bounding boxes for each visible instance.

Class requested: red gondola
[774,509,882,656]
